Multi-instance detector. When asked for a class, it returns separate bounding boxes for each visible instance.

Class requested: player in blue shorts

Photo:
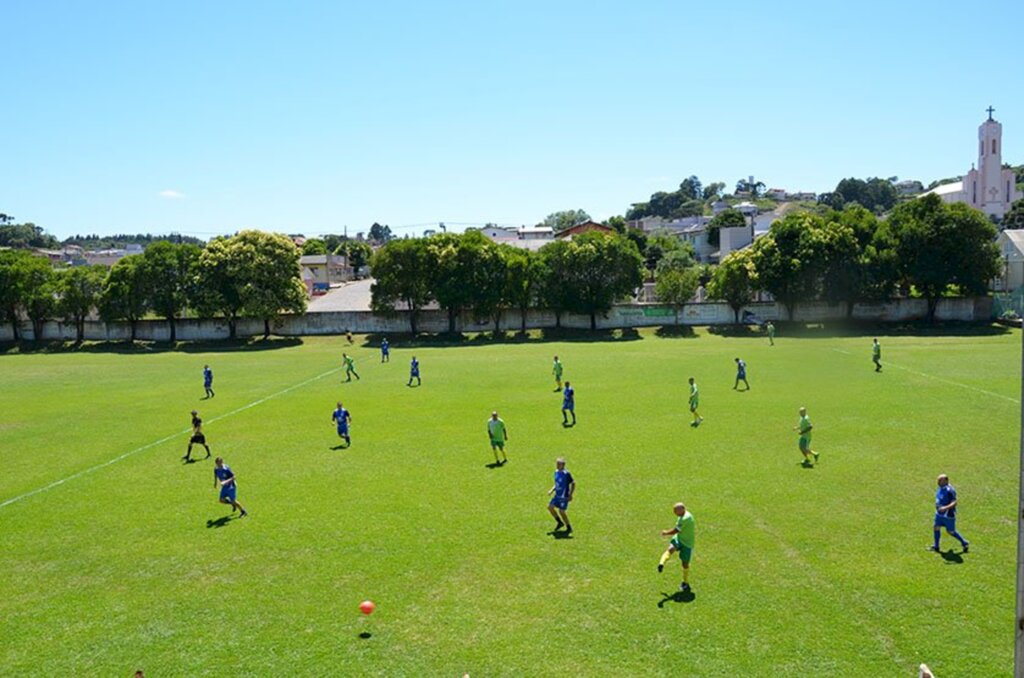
[931,473,968,554]
[407,356,421,386]
[332,401,352,446]
[733,358,749,390]
[203,364,214,398]
[547,457,575,533]
[213,457,247,517]
[562,381,576,426]
[381,337,390,363]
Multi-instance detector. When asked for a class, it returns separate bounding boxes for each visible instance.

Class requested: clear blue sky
[2,1,1022,240]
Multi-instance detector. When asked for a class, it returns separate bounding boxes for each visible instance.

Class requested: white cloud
[158,189,184,199]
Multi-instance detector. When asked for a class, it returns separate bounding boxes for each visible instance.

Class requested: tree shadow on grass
[743,320,1011,340]
[358,327,645,349]
[654,325,697,339]
[657,590,696,607]
[0,337,305,356]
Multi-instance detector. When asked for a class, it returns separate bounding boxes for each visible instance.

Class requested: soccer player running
[343,352,360,381]
[872,338,882,372]
[931,473,969,554]
[331,401,352,446]
[203,364,215,398]
[766,321,775,346]
[688,377,703,427]
[547,457,575,534]
[552,356,564,392]
[408,356,421,386]
[213,457,248,518]
[184,410,211,462]
[562,381,576,426]
[733,357,749,390]
[381,337,390,363]
[658,502,695,593]
[793,406,819,464]
[487,411,509,465]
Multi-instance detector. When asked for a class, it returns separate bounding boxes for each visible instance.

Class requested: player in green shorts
[794,406,818,464]
[658,502,695,592]
[487,411,508,465]
[766,321,775,346]
[688,377,703,427]
[552,356,564,392]
[343,353,360,382]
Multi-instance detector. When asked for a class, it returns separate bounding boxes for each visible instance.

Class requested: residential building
[995,229,1024,291]
[766,188,787,201]
[300,254,353,293]
[555,221,612,239]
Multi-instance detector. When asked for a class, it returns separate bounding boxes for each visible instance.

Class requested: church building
[926,108,1022,219]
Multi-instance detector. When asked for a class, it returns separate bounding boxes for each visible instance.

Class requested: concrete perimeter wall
[0,297,993,342]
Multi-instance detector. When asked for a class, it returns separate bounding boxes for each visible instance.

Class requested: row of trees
[370,230,646,332]
[0,230,307,342]
[709,195,1000,322]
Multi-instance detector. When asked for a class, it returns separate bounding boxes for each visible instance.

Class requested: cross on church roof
[987,105,995,121]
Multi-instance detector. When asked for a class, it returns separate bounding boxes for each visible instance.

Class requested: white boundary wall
[0,298,993,342]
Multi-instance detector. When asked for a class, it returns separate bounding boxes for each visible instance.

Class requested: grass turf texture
[0,326,1019,676]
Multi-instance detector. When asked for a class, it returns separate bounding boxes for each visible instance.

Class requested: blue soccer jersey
[562,386,575,409]
[214,465,234,485]
[736,360,746,378]
[203,367,213,385]
[333,407,350,431]
[410,359,419,376]
[936,485,957,518]
[381,340,389,354]
[553,469,574,499]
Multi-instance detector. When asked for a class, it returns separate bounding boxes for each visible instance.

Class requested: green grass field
[1,326,1020,676]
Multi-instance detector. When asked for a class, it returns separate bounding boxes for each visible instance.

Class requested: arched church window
[993,139,997,154]
[980,140,984,155]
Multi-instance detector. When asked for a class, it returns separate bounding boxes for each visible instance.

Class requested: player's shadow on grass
[206,516,234,529]
[547,530,573,540]
[657,590,696,607]
[940,550,965,564]
[358,632,372,639]
[800,460,816,470]
[330,444,350,451]
[484,461,505,470]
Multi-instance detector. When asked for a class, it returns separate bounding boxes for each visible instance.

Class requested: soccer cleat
[812,452,819,462]
[564,526,573,535]
[928,545,940,552]
[554,521,564,531]
[680,582,691,593]
[963,544,969,553]
[239,510,248,518]
[657,564,664,573]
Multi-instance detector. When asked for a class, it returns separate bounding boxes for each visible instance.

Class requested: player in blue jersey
[203,364,215,398]
[213,457,248,517]
[561,381,576,426]
[381,337,390,363]
[733,358,749,390]
[547,457,575,533]
[331,401,352,446]
[931,474,969,554]
[407,356,421,386]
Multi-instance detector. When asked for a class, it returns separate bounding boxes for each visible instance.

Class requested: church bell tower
[977,106,1003,209]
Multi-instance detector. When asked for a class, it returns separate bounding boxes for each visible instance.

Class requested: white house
[479,225,519,239]
[995,230,1024,291]
[766,188,787,201]
[924,108,1023,219]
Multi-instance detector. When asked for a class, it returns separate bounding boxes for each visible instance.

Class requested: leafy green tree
[369,238,433,334]
[643,232,688,272]
[237,231,308,338]
[368,223,393,243]
[822,177,898,214]
[0,250,30,340]
[338,240,373,273]
[655,267,700,324]
[654,244,696,276]
[502,246,542,333]
[1003,199,1024,230]
[469,239,508,333]
[194,237,245,338]
[426,231,503,333]
[541,209,591,232]
[99,255,150,341]
[538,239,575,328]
[0,222,59,249]
[22,261,58,341]
[302,239,328,255]
[749,214,827,320]
[606,215,628,233]
[57,265,106,343]
[678,176,703,201]
[141,241,201,342]
[887,194,1000,321]
[561,232,644,330]
[706,208,747,247]
[707,250,757,323]
[735,178,766,197]
[702,182,726,201]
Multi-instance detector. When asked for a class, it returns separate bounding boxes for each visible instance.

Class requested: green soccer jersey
[798,415,812,436]
[873,343,881,359]
[488,418,506,441]
[767,324,775,337]
[345,356,355,369]
[689,383,699,406]
[675,512,695,548]
[553,361,563,378]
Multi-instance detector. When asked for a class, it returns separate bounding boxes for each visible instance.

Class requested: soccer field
[1,326,1019,676]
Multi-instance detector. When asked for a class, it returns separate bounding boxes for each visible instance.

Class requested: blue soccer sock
[933,530,941,550]
[950,531,968,547]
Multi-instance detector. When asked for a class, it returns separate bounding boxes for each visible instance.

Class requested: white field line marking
[0,367,341,511]
[830,348,1018,404]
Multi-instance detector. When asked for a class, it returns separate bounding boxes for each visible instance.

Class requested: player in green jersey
[766,321,775,346]
[794,406,819,464]
[487,411,509,466]
[658,502,695,592]
[343,353,360,382]
[872,338,882,372]
[552,356,564,392]
[688,377,703,427]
